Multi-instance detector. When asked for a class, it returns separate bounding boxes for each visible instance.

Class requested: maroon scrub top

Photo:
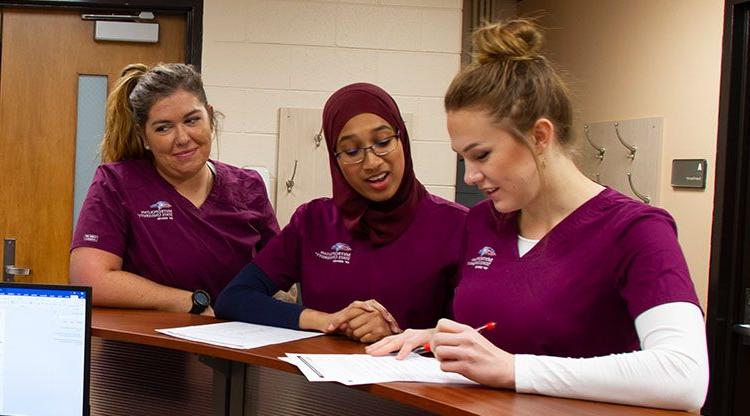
[71,159,279,300]
[453,188,700,358]
[253,194,468,329]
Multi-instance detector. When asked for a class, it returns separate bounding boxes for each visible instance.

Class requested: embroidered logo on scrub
[467,246,496,270]
[138,200,174,221]
[315,242,352,264]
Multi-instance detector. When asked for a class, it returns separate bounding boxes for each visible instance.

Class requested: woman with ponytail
[215,83,467,343]
[70,63,280,315]
[368,20,708,410]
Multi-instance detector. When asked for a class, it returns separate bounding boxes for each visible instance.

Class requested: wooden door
[0,9,185,284]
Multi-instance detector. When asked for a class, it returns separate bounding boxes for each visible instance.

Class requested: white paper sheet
[156,321,322,349]
[281,353,478,386]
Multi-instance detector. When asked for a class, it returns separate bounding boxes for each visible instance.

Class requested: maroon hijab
[322,83,427,246]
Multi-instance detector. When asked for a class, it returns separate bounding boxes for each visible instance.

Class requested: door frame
[705,0,750,415]
[0,0,203,68]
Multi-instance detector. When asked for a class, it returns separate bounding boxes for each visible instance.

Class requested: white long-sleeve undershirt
[513,302,709,411]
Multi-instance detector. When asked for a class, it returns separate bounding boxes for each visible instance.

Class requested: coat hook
[313,127,324,148]
[614,122,637,160]
[584,125,605,160]
[286,160,298,194]
[627,172,650,204]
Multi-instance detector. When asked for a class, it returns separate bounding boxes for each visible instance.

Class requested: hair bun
[120,63,148,78]
[472,19,544,65]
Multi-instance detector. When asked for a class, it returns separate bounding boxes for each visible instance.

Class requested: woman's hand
[366,328,436,359]
[201,306,216,317]
[326,300,401,343]
[272,284,298,303]
[431,318,515,388]
[341,310,393,343]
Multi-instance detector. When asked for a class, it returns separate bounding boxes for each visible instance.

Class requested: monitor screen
[0,283,91,416]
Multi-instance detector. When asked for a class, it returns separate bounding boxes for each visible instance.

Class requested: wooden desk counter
[92,308,691,416]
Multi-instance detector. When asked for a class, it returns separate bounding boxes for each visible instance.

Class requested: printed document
[156,321,322,349]
[281,353,477,385]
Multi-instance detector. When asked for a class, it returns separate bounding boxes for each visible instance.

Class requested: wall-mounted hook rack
[627,172,650,204]
[313,127,324,148]
[584,124,606,160]
[580,117,662,207]
[614,122,637,160]
[286,160,298,194]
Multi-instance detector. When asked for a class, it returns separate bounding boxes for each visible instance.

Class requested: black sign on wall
[671,159,708,189]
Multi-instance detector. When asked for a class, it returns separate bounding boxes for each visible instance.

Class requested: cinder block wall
[202,0,464,205]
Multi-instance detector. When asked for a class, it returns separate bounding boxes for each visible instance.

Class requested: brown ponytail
[445,19,573,151]
[100,64,148,163]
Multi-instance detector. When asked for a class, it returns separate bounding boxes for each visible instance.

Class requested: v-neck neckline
[507,188,609,259]
[151,160,219,211]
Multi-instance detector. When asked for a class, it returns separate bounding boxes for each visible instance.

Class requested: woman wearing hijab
[215,83,468,342]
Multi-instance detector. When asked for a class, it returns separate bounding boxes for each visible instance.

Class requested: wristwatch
[189,289,211,314]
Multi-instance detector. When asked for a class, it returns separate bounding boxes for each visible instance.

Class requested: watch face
[194,291,210,306]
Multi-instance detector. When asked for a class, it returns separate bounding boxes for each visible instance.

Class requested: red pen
[413,321,496,355]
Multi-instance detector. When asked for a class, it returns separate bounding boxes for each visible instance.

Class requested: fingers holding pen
[436,318,472,334]
[430,319,514,389]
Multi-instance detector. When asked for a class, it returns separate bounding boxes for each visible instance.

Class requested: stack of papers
[280,353,477,386]
[156,321,322,349]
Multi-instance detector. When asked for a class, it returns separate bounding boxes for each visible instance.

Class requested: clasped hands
[323,300,401,343]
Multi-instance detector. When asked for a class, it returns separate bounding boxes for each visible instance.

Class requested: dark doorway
[704,1,750,415]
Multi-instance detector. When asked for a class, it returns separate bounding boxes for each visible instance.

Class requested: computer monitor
[0,283,91,416]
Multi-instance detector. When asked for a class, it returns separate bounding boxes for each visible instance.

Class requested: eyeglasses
[334,132,400,165]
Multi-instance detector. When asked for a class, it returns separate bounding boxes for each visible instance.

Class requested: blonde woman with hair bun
[70,63,281,316]
[369,19,708,411]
